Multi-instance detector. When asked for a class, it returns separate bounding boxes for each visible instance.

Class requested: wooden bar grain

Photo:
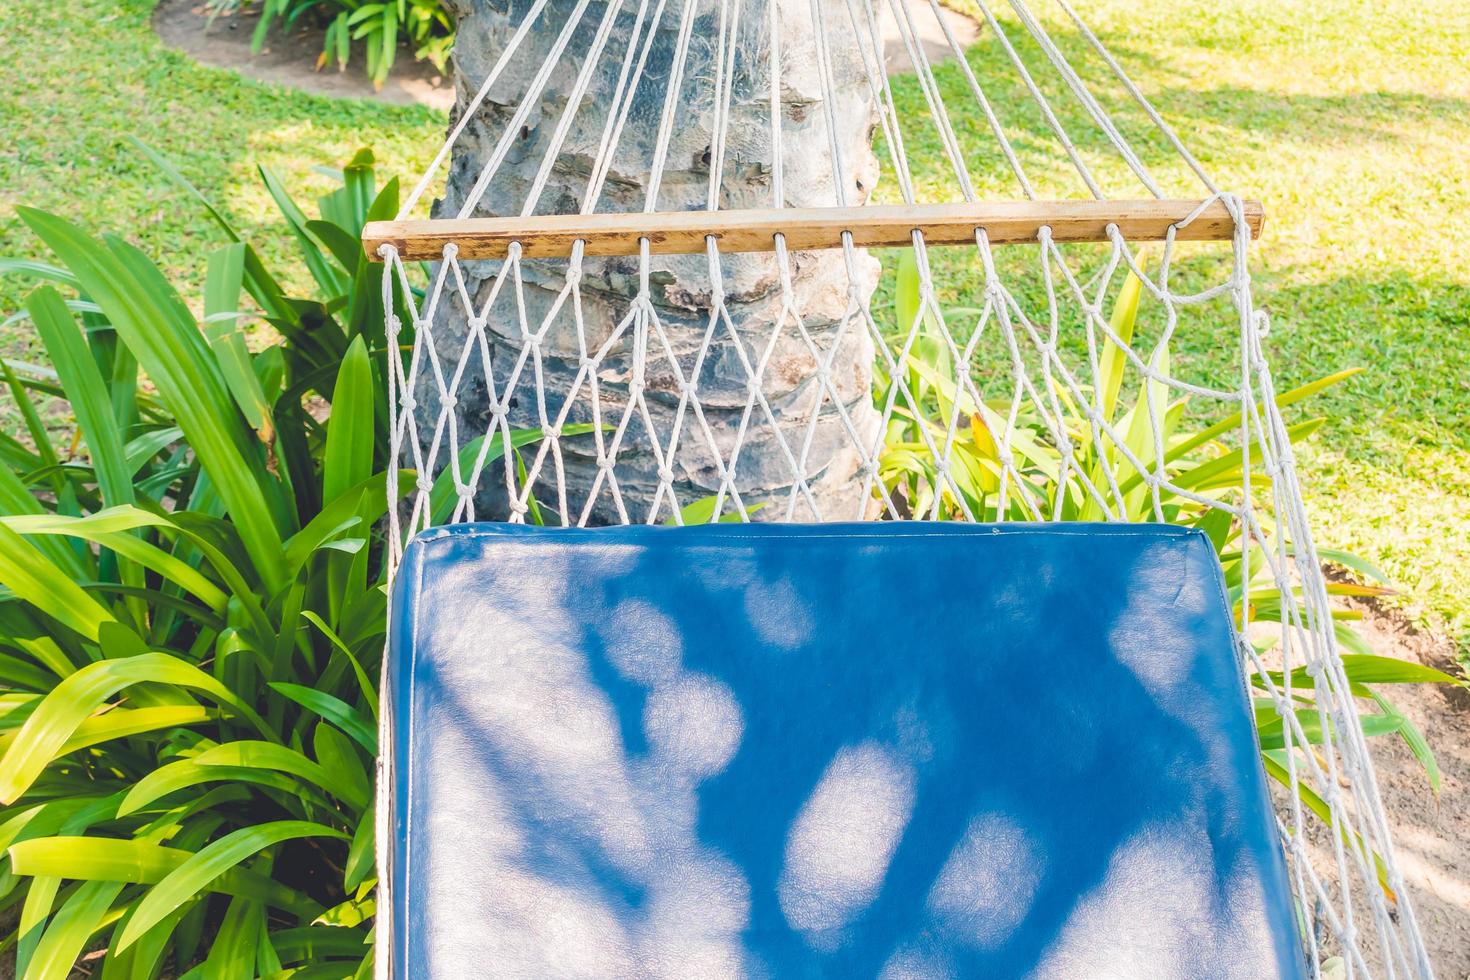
[363,198,1264,261]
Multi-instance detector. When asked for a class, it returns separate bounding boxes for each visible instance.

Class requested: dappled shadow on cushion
[388,522,1303,978]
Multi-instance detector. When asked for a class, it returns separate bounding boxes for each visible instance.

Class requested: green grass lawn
[3,0,1467,641]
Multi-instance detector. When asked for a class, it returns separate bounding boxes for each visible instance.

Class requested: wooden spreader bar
[363,198,1263,261]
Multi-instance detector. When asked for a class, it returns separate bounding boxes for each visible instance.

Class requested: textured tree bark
[429,0,881,523]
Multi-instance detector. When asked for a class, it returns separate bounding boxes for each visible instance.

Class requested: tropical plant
[0,146,548,977]
[212,0,455,88]
[875,252,1457,898]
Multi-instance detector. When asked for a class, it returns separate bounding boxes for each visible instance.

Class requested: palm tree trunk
[431,0,881,523]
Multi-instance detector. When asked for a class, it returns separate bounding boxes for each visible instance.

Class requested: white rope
[924,0,1036,198]
[583,0,667,212]
[809,0,855,206]
[519,0,631,216]
[1051,0,1217,194]
[971,0,1106,198]
[643,0,702,212]
[881,0,976,200]
[1003,0,1164,197]
[396,0,554,218]
[451,0,599,219]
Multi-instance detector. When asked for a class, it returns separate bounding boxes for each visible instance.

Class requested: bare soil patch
[152,0,456,110]
[152,0,982,111]
[1344,588,1470,977]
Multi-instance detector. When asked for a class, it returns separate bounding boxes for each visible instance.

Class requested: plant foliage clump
[0,148,442,978]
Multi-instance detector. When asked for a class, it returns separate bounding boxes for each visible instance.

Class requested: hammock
[366,0,1434,975]
[388,522,1306,977]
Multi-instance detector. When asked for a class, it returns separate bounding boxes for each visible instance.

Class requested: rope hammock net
[367,0,1434,975]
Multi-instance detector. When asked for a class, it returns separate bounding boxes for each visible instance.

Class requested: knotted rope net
[373,0,1435,975]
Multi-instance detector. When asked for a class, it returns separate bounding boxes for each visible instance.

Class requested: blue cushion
[387,522,1305,978]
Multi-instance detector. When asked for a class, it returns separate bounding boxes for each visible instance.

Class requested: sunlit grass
[0,0,443,319]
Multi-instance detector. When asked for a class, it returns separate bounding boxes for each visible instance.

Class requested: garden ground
[1,0,1468,973]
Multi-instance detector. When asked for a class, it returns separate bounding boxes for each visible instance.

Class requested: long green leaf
[127,137,304,332]
[270,683,376,754]
[1312,545,1391,585]
[269,925,373,962]
[313,722,370,809]
[0,705,212,766]
[1261,752,1395,901]
[10,836,187,882]
[25,879,125,980]
[323,335,374,505]
[1251,651,1453,693]
[258,165,347,299]
[16,874,61,975]
[4,508,228,612]
[1172,418,1326,492]
[427,425,602,524]
[343,803,374,893]
[314,891,374,929]
[1331,654,1457,686]
[1098,268,1144,425]
[0,258,81,290]
[199,895,261,978]
[27,286,132,508]
[117,821,345,950]
[283,470,397,577]
[0,519,115,643]
[100,904,190,980]
[123,426,183,477]
[1370,691,1441,795]
[1168,367,1362,465]
[0,466,89,582]
[324,334,377,622]
[304,219,365,273]
[1,356,61,487]
[117,757,330,817]
[193,740,368,808]
[0,652,264,803]
[204,242,274,441]
[300,611,377,717]
[9,837,317,914]
[1255,709,1401,752]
